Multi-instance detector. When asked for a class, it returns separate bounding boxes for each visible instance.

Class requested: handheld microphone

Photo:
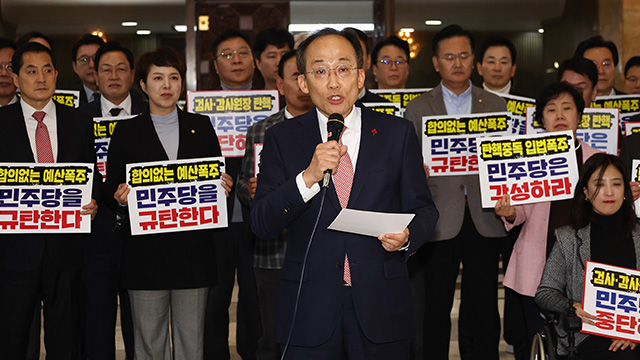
[322,113,345,188]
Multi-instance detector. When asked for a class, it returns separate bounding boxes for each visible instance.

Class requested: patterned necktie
[33,111,53,163]
[110,107,123,116]
[334,129,354,285]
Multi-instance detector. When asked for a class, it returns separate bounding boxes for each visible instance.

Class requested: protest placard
[187,90,280,157]
[526,107,619,155]
[422,111,514,176]
[126,157,228,235]
[582,261,640,342]
[93,115,136,181]
[477,130,579,207]
[0,163,94,233]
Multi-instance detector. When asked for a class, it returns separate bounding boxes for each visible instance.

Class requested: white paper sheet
[327,209,415,237]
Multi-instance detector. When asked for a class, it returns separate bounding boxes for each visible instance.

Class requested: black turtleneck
[590,208,636,269]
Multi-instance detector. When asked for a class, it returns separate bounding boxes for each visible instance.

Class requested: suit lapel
[176,110,196,159]
[471,85,486,113]
[55,103,74,162]
[5,103,35,162]
[138,113,169,160]
[348,109,379,207]
[429,84,447,115]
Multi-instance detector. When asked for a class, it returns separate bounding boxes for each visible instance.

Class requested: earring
[585,196,589,202]
[624,196,627,200]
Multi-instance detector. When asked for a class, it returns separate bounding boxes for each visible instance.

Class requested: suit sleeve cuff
[296,171,320,203]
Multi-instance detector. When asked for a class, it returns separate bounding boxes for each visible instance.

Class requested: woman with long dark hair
[536,153,640,358]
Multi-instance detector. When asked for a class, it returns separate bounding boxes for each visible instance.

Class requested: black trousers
[282,286,411,360]
[204,221,262,360]
[82,205,134,360]
[410,207,501,360]
[0,250,82,360]
[254,267,282,360]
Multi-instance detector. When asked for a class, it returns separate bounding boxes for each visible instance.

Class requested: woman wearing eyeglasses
[105,47,232,360]
[371,36,410,89]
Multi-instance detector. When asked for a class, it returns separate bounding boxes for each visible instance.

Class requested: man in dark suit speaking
[0,42,99,359]
[251,28,438,359]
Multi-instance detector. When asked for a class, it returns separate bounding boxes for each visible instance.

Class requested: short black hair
[432,24,474,56]
[212,29,252,58]
[136,46,186,86]
[478,35,516,64]
[0,38,16,52]
[558,56,598,89]
[342,27,370,54]
[12,42,55,74]
[371,36,410,64]
[94,41,135,71]
[16,31,53,51]
[277,50,297,79]
[71,34,105,61]
[574,35,619,66]
[625,56,640,77]
[253,28,294,60]
[572,153,637,233]
[535,81,585,124]
[296,28,363,75]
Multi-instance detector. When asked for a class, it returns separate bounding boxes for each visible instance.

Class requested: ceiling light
[538,28,545,34]
[400,28,415,33]
[288,23,374,33]
[174,25,188,33]
[136,30,151,35]
[121,22,137,27]
[425,20,442,26]
[554,61,559,69]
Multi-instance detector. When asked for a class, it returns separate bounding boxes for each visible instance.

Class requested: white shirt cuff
[296,171,321,203]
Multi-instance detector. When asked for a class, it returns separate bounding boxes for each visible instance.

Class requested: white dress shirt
[296,105,362,202]
[100,93,132,117]
[21,98,58,162]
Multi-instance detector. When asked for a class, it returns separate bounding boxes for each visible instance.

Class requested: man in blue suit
[251,28,438,359]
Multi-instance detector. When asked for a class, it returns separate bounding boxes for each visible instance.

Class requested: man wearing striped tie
[0,41,99,359]
[251,28,438,359]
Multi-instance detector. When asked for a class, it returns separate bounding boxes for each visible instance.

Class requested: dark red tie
[334,131,354,285]
[110,107,123,116]
[33,111,53,163]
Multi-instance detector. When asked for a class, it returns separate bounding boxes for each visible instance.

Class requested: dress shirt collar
[441,80,473,116]
[284,107,294,120]
[357,87,366,100]
[83,84,99,103]
[100,93,132,117]
[316,105,361,143]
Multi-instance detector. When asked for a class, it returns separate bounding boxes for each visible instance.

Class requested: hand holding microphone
[301,113,347,189]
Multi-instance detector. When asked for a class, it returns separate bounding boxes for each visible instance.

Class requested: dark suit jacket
[0,101,99,272]
[251,107,439,346]
[405,83,508,241]
[79,93,148,119]
[105,109,222,290]
[619,129,640,176]
[359,88,389,103]
[79,94,149,268]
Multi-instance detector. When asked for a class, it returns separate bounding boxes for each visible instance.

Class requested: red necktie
[110,107,123,116]
[33,111,53,163]
[334,131,354,285]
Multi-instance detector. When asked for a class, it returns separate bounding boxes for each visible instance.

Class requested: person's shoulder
[268,108,313,134]
[362,106,413,131]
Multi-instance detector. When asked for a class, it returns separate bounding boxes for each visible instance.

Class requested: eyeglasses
[591,59,613,69]
[217,49,251,61]
[378,59,408,67]
[306,64,357,79]
[439,52,472,62]
[0,63,12,72]
[76,55,95,65]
